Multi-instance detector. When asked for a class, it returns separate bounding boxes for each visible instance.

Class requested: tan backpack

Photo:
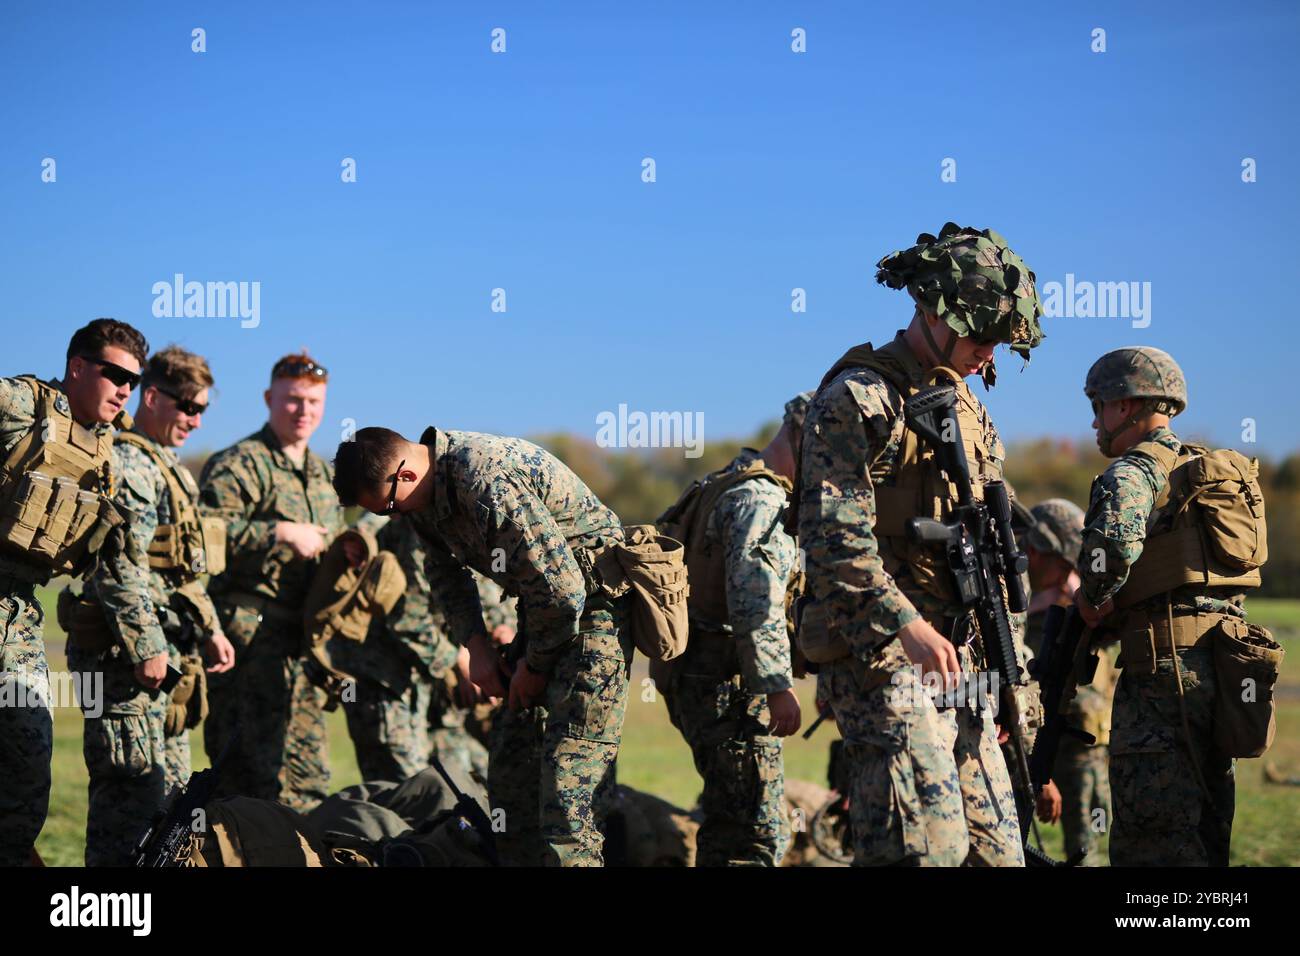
[301,527,407,703]
[590,525,690,661]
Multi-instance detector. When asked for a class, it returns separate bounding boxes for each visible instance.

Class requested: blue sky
[2,1,1297,458]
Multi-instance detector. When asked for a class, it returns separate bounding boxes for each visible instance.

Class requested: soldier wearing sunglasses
[198,351,343,811]
[0,319,168,866]
[68,346,238,865]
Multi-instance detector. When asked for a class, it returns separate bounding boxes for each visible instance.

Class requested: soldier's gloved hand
[897,617,962,690]
[767,689,802,737]
[467,632,507,702]
[1036,780,1063,824]
[203,629,236,673]
[1073,590,1113,627]
[508,659,547,712]
[135,650,171,690]
[275,521,330,560]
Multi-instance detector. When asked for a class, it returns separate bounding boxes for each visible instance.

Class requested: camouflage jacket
[407,428,622,673]
[1079,426,1244,620]
[798,333,1005,661]
[90,429,220,658]
[335,514,516,694]
[698,450,796,694]
[198,423,344,609]
[0,377,166,662]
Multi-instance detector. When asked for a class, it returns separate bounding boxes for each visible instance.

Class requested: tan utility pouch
[165,656,208,737]
[592,525,690,661]
[795,598,850,664]
[1186,451,1268,572]
[2,473,107,572]
[198,516,227,576]
[56,586,115,654]
[1212,617,1284,758]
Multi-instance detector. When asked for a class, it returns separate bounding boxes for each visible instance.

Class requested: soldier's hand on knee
[897,618,962,689]
[135,651,170,690]
[767,688,802,737]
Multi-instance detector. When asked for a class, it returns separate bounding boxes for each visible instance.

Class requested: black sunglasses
[81,355,141,389]
[272,358,328,381]
[155,386,209,417]
[385,459,406,514]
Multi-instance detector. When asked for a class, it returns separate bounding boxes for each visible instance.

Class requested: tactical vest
[817,339,1001,605]
[114,430,227,579]
[1112,439,1265,610]
[656,456,791,630]
[0,376,115,580]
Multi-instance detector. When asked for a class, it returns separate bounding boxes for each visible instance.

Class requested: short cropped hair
[333,427,408,506]
[66,319,149,369]
[270,350,329,384]
[141,345,214,401]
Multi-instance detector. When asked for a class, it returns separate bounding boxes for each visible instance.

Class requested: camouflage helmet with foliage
[1026,498,1085,568]
[875,222,1045,387]
[1083,346,1187,417]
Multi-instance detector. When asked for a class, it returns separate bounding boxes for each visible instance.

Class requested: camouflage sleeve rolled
[198,451,276,556]
[478,482,587,673]
[718,481,795,694]
[385,527,459,675]
[422,539,486,650]
[798,375,920,659]
[91,443,168,664]
[1078,452,1166,607]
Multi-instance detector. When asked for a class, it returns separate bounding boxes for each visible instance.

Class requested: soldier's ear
[263,388,272,409]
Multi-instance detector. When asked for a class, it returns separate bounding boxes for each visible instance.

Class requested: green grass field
[30,589,1300,867]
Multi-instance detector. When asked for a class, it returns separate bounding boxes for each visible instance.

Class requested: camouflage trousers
[344,675,434,782]
[67,639,198,867]
[1055,737,1110,865]
[817,642,1025,867]
[489,603,630,867]
[205,600,329,812]
[1109,647,1233,867]
[661,639,787,866]
[0,587,52,867]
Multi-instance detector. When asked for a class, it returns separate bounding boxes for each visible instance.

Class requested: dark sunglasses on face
[385,459,406,514]
[272,359,328,381]
[155,386,209,417]
[81,355,142,389]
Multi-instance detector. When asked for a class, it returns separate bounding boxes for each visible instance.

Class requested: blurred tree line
[180,427,1299,598]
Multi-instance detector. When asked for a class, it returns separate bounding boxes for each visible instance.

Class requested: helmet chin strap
[920,311,958,368]
[1097,400,1152,456]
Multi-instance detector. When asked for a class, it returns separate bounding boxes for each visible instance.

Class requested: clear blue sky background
[2,1,1297,458]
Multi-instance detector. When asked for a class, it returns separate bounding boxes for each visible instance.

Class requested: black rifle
[801,710,831,740]
[427,753,501,866]
[903,382,1075,868]
[1027,603,1097,791]
[134,728,240,867]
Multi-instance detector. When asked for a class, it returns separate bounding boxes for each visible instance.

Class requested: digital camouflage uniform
[1079,346,1255,867]
[407,428,626,867]
[0,377,167,866]
[799,224,1044,867]
[199,424,344,812]
[336,514,510,782]
[661,447,798,867]
[1019,497,1116,865]
[1079,425,1240,867]
[74,430,221,866]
